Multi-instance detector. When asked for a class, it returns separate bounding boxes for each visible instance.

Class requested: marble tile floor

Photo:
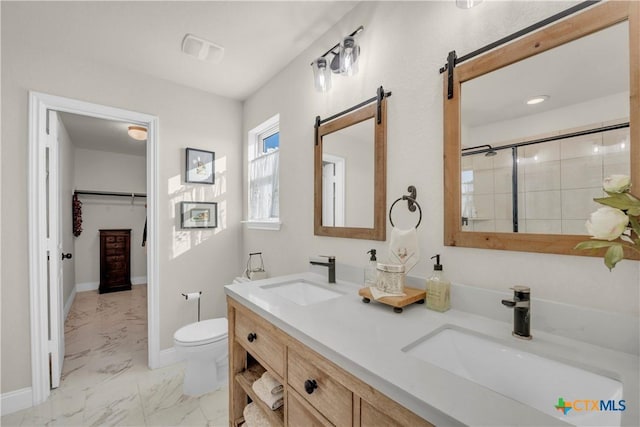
[2,286,229,427]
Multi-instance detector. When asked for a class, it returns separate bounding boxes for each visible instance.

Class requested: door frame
[27,91,160,405]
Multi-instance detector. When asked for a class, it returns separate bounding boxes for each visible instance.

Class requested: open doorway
[56,111,149,388]
[28,92,159,406]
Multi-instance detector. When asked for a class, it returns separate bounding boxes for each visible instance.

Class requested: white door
[322,154,345,227]
[46,110,65,389]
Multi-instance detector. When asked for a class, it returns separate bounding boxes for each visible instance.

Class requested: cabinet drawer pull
[247,332,257,343]
[304,379,318,395]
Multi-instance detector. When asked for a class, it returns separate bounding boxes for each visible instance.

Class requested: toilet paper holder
[182,291,202,322]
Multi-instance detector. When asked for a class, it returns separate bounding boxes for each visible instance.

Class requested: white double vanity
[225,272,639,426]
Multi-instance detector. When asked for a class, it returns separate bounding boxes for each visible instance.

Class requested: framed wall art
[185,148,215,184]
[180,201,218,229]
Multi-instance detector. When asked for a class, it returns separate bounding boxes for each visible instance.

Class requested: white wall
[73,149,148,288]
[1,5,243,394]
[243,1,639,320]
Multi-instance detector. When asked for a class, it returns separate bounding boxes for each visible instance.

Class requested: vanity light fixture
[456,0,483,9]
[127,125,147,141]
[526,95,550,105]
[312,57,332,92]
[311,26,364,92]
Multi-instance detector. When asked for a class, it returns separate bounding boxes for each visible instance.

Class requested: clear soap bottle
[426,254,450,312]
[364,249,377,286]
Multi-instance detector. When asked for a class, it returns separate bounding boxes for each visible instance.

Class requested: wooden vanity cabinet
[227,297,434,427]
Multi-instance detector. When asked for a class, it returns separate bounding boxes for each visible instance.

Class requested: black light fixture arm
[310,25,365,66]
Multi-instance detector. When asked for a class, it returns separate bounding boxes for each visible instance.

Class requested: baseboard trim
[132,276,147,285]
[157,347,183,369]
[75,281,99,292]
[63,287,77,320]
[75,277,147,293]
[1,387,33,416]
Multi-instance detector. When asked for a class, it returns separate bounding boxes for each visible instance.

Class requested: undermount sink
[261,279,344,306]
[402,326,623,426]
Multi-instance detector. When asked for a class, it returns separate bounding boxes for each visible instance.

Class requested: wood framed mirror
[314,91,388,240]
[444,1,639,257]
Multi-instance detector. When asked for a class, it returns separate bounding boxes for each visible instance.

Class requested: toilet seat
[174,318,228,347]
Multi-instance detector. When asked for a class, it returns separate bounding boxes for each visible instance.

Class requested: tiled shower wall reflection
[462,127,630,234]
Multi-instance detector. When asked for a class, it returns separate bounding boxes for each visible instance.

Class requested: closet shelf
[235,362,284,427]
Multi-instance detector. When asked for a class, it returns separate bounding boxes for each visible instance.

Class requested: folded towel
[370,286,406,300]
[388,227,419,273]
[251,377,284,410]
[243,402,277,427]
[261,371,283,395]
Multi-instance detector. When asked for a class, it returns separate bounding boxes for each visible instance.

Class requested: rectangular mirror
[444,2,639,257]
[314,99,387,240]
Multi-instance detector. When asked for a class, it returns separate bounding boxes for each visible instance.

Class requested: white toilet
[173,317,229,396]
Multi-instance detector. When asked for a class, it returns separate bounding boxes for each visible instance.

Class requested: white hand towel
[370,286,406,300]
[388,227,419,273]
[243,402,277,427]
[251,377,284,410]
[261,371,283,395]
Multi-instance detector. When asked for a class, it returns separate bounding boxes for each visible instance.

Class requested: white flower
[603,175,631,193]
[585,207,629,241]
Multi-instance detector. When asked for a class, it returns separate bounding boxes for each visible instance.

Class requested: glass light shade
[128,125,147,141]
[339,36,359,76]
[312,57,332,92]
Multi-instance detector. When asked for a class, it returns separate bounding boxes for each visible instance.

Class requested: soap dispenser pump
[426,254,451,312]
[364,249,377,286]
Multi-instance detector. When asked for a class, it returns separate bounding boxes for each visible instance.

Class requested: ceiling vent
[181,33,224,63]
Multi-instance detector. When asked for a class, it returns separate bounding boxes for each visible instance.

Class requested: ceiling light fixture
[456,0,483,9]
[311,26,364,93]
[181,33,224,63]
[128,125,147,141]
[526,95,550,105]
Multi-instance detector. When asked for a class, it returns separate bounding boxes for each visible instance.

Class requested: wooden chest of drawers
[99,229,132,294]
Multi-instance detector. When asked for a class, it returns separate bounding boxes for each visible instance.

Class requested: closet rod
[74,190,147,198]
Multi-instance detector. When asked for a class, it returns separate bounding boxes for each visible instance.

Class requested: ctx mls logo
[555,397,626,415]
[555,397,573,415]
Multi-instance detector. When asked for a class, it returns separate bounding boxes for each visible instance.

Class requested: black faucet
[309,256,336,283]
[501,286,532,340]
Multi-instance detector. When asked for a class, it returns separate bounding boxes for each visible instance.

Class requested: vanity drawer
[234,309,285,378]
[359,396,433,427]
[288,347,352,427]
[287,388,332,427]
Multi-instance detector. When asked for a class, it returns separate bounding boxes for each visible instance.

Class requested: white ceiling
[9,1,358,101]
[58,112,146,157]
[10,1,359,156]
[462,20,629,128]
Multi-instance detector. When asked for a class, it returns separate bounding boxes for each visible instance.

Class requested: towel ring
[389,196,422,229]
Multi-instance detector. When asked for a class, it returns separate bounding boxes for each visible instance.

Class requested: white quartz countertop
[224,272,639,427]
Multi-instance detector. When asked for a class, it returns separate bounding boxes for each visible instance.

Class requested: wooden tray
[358,286,426,313]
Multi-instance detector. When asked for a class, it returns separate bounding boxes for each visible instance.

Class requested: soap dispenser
[364,249,377,286]
[426,254,450,312]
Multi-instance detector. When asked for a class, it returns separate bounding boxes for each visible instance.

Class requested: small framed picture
[181,202,218,229]
[185,148,215,184]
